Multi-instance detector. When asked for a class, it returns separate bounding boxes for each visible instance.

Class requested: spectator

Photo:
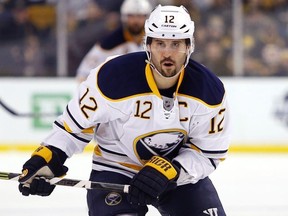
[75,0,153,82]
[67,0,122,76]
[0,0,29,76]
[203,40,232,76]
[242,0,288,76]
[279,49,288,76]
[0,0,57,76]
[1,0,288,77]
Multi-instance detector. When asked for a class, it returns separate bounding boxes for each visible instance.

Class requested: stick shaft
[0,99,60,117]
[0,171,129,193]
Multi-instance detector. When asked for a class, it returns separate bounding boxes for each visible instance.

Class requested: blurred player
[76,0,153,82]
[18,5,231,216]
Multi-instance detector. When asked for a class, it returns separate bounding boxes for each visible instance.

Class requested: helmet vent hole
[180,24,187,29]
[162,34,165,37]
[148,28,154,32]
[152,23,158,28]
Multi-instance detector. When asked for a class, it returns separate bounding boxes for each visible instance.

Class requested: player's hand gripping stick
[18,146,68,196]
[127,155,179,206]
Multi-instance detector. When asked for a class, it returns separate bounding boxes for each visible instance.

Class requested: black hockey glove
[18,146,68,196]
[127,156,179,206]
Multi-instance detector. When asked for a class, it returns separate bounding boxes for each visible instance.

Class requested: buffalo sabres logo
[134,130,186,161]
[105,192,122,206]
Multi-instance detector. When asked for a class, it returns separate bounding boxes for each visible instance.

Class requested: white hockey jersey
[76,26,144,80]
[44,52,231,185]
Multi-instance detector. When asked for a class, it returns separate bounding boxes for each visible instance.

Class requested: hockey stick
[0,99,60,118]
[0,171,130,193]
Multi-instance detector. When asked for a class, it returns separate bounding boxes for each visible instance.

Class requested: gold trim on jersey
[97,63,186,102]
[186,143,228,160]
[82,127,95,134]
[176,65,185,94]
[94,145,102,156]
[177,92,225,108]
[118,162,142,171]
[145,64,161,98]
[63,121,72,133]
[93,146,142,172]
[64,121,94,134]
[145,64,185,99]
[188,144,201,153]
[96,64,156,102]
[99,91,154,102]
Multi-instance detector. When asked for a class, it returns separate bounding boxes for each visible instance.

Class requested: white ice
[0,152,288,216]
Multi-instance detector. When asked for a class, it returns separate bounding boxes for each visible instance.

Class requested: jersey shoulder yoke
[100,27,126,50]
[180,60,225,106]
[97,52,151,100]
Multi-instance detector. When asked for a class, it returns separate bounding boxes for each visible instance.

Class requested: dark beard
[127,25,143,36]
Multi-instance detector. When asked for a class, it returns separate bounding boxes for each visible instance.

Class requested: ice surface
[1,152,288,216]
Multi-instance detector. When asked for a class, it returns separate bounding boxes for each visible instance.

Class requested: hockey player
[76,0,153,82]
[18,5,231,216]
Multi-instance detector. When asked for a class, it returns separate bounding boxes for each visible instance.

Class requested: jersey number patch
[209,108,226,134]
[80,88,98,118]
[134,100,152,119]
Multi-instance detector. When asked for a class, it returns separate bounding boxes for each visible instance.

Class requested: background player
[76,0,153,82]
[18,4,231,216]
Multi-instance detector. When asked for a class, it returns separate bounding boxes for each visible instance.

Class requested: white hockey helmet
[121,0,152,17]
[144,5,195,65]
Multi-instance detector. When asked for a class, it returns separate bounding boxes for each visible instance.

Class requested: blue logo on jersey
[105,192,122,206]
[135,131,185,161]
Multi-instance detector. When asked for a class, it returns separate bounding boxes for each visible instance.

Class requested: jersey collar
[145,63,185,99]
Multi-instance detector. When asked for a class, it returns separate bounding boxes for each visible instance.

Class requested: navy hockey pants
[87,170,226,216]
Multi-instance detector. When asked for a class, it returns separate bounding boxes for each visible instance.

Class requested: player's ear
[146,44,151,52]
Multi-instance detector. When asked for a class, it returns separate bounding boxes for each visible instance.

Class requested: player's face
[149,39,187,77]
[125,14,146,35]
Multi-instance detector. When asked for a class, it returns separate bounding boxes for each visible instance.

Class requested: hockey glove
[127,156,179,206]
[18,146,68,196]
